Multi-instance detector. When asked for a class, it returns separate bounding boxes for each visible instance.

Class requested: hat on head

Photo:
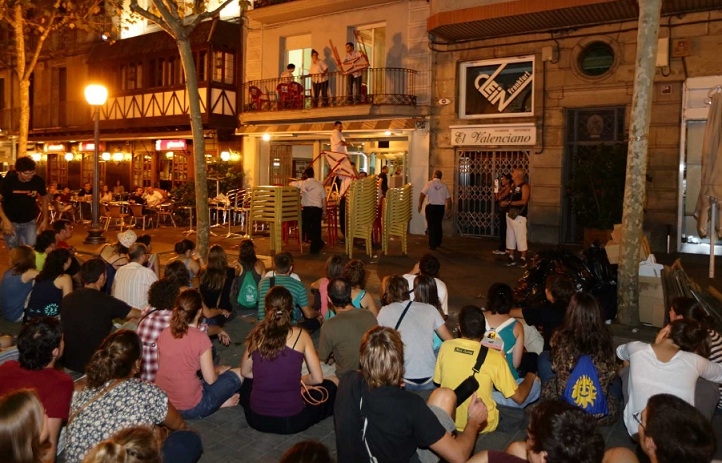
[117,230,137,248]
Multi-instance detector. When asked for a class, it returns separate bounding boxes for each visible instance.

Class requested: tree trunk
[617,0,663,326]
[12,4,28,158]
[177,36,210,258]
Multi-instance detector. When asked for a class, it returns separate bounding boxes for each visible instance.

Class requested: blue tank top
[0,269,33,322]
[26,278,63,320]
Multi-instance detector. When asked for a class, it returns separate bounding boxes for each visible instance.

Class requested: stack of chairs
[249,186,302,254]
[382,183,413,255]
[345,175,378,258]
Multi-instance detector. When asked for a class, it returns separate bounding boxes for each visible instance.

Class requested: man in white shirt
[309,50,328,107]
[290,167,326,254]
[418,170,451,250]
[143,187,164,208]
[280,63,295,82]
[112,243,158,309]
[343,42,364,103]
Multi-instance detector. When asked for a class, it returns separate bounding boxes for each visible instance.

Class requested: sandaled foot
[221,393,240,408]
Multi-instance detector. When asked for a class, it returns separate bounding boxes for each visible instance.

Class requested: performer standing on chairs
[331,121,355,242]
[291,167,326,255]
[309,50,329,107]
[344,42,364,103]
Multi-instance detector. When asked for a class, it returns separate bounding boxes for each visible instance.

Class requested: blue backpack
[562,354,608,417]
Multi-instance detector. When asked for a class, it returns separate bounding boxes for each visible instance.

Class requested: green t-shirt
[257,275,309,322]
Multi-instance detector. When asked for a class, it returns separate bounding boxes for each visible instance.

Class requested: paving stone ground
[0,221,719,462]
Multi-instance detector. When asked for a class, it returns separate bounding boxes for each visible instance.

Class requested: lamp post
[83,84,108,244]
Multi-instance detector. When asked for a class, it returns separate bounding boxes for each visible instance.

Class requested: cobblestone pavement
[0,221,719,462]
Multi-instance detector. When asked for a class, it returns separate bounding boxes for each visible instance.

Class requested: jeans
[347,74,362,103]
[425,204,445,249]
[493,376,541,408]
[537,350,555,385]
[179,370,242,419]
[312,81,328,107]
[4,221,38,249]
[303,206,324,253]
[161,430,203,463]
[404,377,436,392]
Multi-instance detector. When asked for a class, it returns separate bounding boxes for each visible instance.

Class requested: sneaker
[519,258,528,269]
[505,258,516,267]
[492,250,507,255]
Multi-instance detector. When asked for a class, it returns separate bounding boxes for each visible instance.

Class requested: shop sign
[459,56,534,119]
[46,143,67,152]
[450,124,536,146]
[78,142,105,151]
[155,139,187,151]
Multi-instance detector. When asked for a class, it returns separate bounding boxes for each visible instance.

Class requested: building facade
[428,0,722,255]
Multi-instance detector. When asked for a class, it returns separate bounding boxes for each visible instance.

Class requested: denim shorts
[180,370,242,419]
[4,221,37,249]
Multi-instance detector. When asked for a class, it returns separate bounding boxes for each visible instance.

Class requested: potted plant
[566,142,627,247]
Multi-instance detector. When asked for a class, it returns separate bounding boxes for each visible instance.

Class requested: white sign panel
[450,124,536,147]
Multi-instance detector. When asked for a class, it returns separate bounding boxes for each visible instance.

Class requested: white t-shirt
[330,129,347,154]
[421,178,450,206]
[402,273,449,316]
[309,60,328,83]
[290,178,325,208]
[617,341,722,435]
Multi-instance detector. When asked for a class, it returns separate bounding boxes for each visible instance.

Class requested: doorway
[269,144,293,185]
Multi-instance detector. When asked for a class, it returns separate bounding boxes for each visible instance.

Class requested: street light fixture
[83,84,108,244]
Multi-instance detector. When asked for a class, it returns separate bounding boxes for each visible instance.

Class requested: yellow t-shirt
[433,337,518,432]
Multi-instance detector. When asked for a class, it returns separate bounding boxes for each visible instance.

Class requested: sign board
[459,56,534,119]
[46,143,67,152]
[78,142,105,152]
[155,139,187,151]
[450,124,536,147]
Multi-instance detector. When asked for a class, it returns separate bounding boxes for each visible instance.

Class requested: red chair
[277,83,292,109]
[288,82,305,109]
[249,86,269,111]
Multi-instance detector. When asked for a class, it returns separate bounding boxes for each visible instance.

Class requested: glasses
[633,411,645,430]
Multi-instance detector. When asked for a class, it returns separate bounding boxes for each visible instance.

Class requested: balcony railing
[242,67,416,113]
[252,0,296,8]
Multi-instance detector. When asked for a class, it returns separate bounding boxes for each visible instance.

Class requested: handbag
[301,381,329,405]
[453,345,488,407]
[507,207,522,220]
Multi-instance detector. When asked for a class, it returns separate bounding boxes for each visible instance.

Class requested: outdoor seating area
[243,67,417,112]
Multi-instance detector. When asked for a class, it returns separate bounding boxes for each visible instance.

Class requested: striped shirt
[709,329,722,408]
[112,262,158,309]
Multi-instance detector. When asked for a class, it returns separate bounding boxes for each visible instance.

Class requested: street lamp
[83,84,108,244]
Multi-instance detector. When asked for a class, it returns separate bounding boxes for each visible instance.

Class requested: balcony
[241,67,425,124]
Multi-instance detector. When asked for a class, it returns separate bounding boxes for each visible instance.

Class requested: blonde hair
[81,426,161,463]
[359,326,404,388]
[0,390,48,463]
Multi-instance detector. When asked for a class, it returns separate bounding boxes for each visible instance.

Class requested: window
[196,50,208,82]
[212,51,234,85]
[578,42,615,77]
[165,56,184,86]
[148,58,164,88]
[282,34,311,77]
[355,23,386,67]
[120,63,142,91]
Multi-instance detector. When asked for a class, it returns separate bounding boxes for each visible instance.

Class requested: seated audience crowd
[3,226,722,463]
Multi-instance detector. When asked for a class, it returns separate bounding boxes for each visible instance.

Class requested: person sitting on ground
[61,258,140,375]
[112,243,158,310]
[403,253,449,316]
[53,219,82,281]
[257,252,318,331]
[33,230,56,272]
[154,289,241,419]
[230,239,266,315]
[542,292,619,426]
[25,248,73,320]
[1,246,38,323]
[0,390,51,463]
[483,283,526,380]
[240,286,337,434]
[317,277,378,378]
[135,234,160,278]
[263,253,301,281]
[666,297,722,413]
[434,305,538,433]
[341,259,379,316]
[634,393,717,463]
[335,326,489,463]
[66,330,199,463]
[377,275,453,391]
[278,440,333,463]
[509,274,575,384]
[310,254,348,319]
[0,318,73,460]
[468,399,605,463]
[81,426,162,463]
[163,260,192,289]
[412,274,446,355]
[198,245,236,325]
[617,317,722,436]
[167,239,202,287]
[97,230,137,293]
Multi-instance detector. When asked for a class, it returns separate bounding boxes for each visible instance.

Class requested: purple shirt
[250,347,303,417]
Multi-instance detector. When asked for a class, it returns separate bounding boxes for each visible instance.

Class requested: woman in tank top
[25,248,73,320]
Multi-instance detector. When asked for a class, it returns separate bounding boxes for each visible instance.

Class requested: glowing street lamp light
[83,84,108,244]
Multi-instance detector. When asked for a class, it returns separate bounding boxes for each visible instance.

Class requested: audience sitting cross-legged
[240,286,337,434]
[335,326,488,463]
[0,390,51,463]
[1,245,39,323]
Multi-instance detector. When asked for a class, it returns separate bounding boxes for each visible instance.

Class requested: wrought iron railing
[242,67,417,112]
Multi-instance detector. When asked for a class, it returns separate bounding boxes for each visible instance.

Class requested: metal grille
[455,149,530,236]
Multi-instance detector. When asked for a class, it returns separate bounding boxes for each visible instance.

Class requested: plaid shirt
[137,307,207,382]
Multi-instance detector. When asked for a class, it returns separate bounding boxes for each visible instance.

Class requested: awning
[428,0,722,43]
[235,118,419,135]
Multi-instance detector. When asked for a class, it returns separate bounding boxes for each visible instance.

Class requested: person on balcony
[281,63,295,82]
[344,42,364,104]
[310,50,329,107]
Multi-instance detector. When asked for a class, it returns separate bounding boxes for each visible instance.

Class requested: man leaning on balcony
[344,42,363,104]
[310,49,329,107]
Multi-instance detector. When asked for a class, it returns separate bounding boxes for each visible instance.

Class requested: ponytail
[169,289,203,339]
[245,286,293,359]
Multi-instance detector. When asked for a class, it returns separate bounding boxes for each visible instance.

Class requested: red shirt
[0,361,74,418]
[56,240,70,249]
